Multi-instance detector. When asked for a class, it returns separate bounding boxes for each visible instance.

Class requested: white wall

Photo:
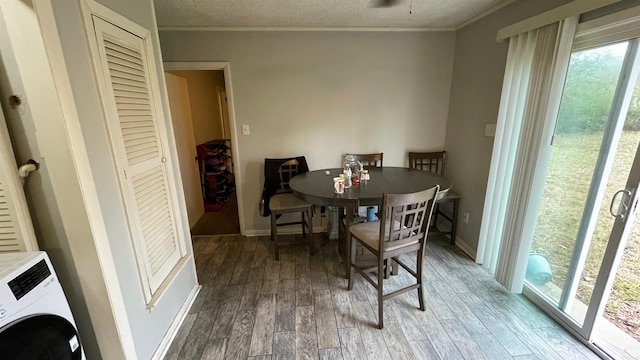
[39,0,199,359]
[445,0,573,253]
[159,30,456,233]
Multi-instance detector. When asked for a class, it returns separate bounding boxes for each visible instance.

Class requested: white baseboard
[244,226,326,237]
[454,237,477,261]
[151,284,201,360]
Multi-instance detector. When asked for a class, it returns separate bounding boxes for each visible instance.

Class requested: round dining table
[289,166,452,275]
[289,166,451,206]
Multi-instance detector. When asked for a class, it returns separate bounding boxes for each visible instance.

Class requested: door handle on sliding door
[610,189,632,221]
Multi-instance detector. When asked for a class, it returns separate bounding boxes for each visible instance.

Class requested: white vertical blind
[477,30,537,275]
[478,17,577,292]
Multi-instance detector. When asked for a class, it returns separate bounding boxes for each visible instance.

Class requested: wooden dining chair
[347,152,383,168]
[408,151,460,244]
[348,186,439,329]
[269,159,315,260]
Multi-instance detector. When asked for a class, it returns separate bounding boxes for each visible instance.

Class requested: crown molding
[157,25,455,32]
[455,0,518,30]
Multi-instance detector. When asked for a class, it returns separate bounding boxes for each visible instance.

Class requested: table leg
[344,206,355,278]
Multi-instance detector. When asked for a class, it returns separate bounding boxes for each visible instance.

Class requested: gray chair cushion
[270,193,312,211]
[349,220,417,253]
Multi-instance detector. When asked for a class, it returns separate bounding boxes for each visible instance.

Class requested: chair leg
[301,210,307,238]
[271,213,280,261]
[348,236,356,290]
[378,258,384,329]
[384,259,391,279]
[450,198,460,245]
[417,248,425,311]
[307,207,317,255]
[433,203,439,228]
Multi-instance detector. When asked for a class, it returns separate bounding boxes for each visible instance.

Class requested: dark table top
[289,167,452,207]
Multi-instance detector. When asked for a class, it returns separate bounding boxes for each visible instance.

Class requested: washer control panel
[0,252,56,322]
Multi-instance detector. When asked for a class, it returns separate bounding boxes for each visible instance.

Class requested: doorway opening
[165,68,240,235]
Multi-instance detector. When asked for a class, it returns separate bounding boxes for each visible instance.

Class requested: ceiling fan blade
[370,0,401,8]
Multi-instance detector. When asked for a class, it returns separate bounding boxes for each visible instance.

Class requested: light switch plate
[485,123,496,137]
[242,125,250,136]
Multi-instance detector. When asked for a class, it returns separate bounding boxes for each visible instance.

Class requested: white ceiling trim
[157,25,455,32]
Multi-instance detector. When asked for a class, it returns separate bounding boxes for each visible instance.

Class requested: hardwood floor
[191,191,240,236]
[165,234,601,360]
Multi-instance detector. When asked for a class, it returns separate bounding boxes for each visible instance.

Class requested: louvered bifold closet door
[92,17,181,297]
[0,112,38,253]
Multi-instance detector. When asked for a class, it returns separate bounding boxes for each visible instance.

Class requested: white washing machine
[0,251,85,359]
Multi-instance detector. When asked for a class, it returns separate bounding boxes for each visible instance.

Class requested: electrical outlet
[463,212,470,224]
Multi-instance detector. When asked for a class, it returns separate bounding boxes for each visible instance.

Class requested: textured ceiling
[154,0,515,29]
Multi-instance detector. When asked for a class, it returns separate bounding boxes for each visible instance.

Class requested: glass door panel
[591,74,640,360]
[526,36,640,359]
[527,41,629,313]
[572,113,640,325]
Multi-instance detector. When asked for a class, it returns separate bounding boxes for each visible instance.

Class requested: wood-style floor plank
[280,259,296,281]
[314,289,340,349]
[411,305,464,360]
[230,249,254,285]
[164,313,197,360]
[249,294,277,357]
[474,333,514,360]
[408,339,440,360]
[337,328,367,360]
[391,295,427,342]
[240,267,265,310]
[210,285,245,339]
[200,338,227,360]
[296,264,313,306]
[167,235,600,360]
[296,305,320,360]
[380,322,416,360]
[351,300,392,360]
[311,254,330,290]
[318,347,344,360]
[178,306,218,360]
[440,318,490,360]
[262,259,281,295]
[273,331,296,360]
[223,309,255,360]
[275,279,296,332]
[331,289,357,329]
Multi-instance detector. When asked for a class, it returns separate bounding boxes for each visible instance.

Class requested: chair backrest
[276,159,299,193]
[408,151,445,175]
[347,153,384,168]
[378,185,439,252]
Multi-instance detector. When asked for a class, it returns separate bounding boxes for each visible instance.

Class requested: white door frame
[163,62,245,235]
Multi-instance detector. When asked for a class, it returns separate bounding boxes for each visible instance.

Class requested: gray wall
[159,30,456,233]
[49,0,198,358]
[446,0,572,253]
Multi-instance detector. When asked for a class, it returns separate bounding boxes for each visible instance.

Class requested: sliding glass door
[524,37,640,359]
